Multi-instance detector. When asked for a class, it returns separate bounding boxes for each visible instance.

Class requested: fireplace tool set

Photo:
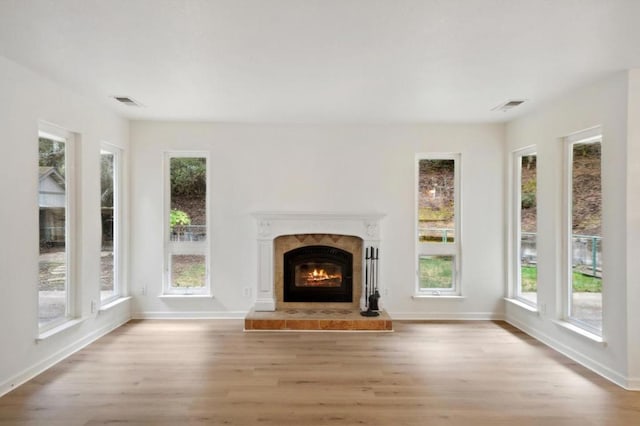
[361,246,381,317]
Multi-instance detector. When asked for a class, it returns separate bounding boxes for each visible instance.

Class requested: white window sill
[553,320,606,345]
[37,317,87,342]
[412,294,465,299]
[504,297,539,314]
[99,296,132,313]
[158,294,213,299]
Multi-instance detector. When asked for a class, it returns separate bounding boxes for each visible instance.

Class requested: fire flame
[309,269,329,280]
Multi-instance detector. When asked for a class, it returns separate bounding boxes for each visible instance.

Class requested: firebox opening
[295,263,342,287]
[284,245,352,303]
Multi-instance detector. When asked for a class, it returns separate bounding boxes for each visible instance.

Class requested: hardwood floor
[1,320,639,425]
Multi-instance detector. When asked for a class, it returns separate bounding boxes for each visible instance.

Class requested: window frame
[415,153,462,296]
[38,122,78,332]
[99,143,123,305]
[563,126,603,336]
[163,152,210,296]
[512,146,538,307]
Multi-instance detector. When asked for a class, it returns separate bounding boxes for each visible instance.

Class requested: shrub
[170,209,191,231]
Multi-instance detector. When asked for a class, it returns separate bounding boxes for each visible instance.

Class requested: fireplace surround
[252,212,384,311]
[274,233,362,309]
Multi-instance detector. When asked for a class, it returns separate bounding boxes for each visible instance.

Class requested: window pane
[100,151,115,302]
[39,137,67,327]
[171,255,206,288]
[519,154,537,305]
[419,255,454,290]
[570,141,602,332]
[418,159,455,243]
[170,158,206,241]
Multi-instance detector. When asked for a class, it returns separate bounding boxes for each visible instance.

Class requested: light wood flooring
[1,320,639,425]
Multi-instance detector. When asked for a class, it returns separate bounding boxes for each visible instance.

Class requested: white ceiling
[1,0,639,123]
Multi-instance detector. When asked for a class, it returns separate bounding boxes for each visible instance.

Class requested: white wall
[0,56,130,396]
[505,71,636,389]
[626,69,640,389]
[129,122,505,319]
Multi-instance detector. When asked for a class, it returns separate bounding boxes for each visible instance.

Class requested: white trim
[565,126,603,144]
[511,146,538,306]
[131,311,246,320]
[36,317,87,341]
[505,316,629,390]
[2,317,129,398]
[157,294,213,299]
[98,296,131,313]
[388,312,504,320]
[99,143,123,306]
[251,211,386,222]
[553,319,605,344]
[38,121,73,143]
[37,124,79,334]
[415,153,462,296]
[412,294,466,299]
[562,127,603,336]
[627,378,640,391]
[163,152,211,296]
[504,297,539,314]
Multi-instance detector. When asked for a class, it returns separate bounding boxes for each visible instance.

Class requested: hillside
[418,149,601,238]
[520,145,601,236]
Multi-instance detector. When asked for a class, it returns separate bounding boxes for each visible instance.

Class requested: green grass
[172,256,206,287]
[419,256,453,289]
[418,207,453,222]
[520,266,601,292]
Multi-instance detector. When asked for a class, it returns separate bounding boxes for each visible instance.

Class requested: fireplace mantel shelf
[251,211,385,221]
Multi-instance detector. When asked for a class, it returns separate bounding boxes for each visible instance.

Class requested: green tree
[39,137,65,177]
[170,158,206,197]
[101,153,114,207]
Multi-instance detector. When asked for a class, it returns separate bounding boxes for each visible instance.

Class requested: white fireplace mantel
[252,211,385,311]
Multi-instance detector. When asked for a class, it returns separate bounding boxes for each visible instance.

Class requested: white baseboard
[505,316,631,390]
[388,311,505,321]
[132,311,247,320]
[0,317,130,398]
[626,377,640,391]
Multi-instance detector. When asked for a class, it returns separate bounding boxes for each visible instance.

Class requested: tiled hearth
[244,308,392,331]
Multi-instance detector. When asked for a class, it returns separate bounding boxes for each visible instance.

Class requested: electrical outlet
[242,287,252,298]
[383,288,389,297]
[90,300,97,313]
[540,303,547,315]
[141,285,147,295]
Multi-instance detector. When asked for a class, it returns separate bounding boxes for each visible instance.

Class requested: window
[564,128,603,335]
[513,147,538,306]
[100,144,122,304]
[416,154,461,295]
[38,125,76,330]
[165,153,209,295]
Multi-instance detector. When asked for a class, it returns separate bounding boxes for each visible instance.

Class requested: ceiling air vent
[113,96,143,107]
[492,99,526,112]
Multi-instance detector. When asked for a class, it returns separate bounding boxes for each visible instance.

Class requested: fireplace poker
[370,247,376,299]
[364,247,370,308]
[370,248,380,311]
[374,248,379,292]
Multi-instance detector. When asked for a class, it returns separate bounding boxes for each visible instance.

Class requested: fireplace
[251,212,383,311]
[283,245,352,303]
